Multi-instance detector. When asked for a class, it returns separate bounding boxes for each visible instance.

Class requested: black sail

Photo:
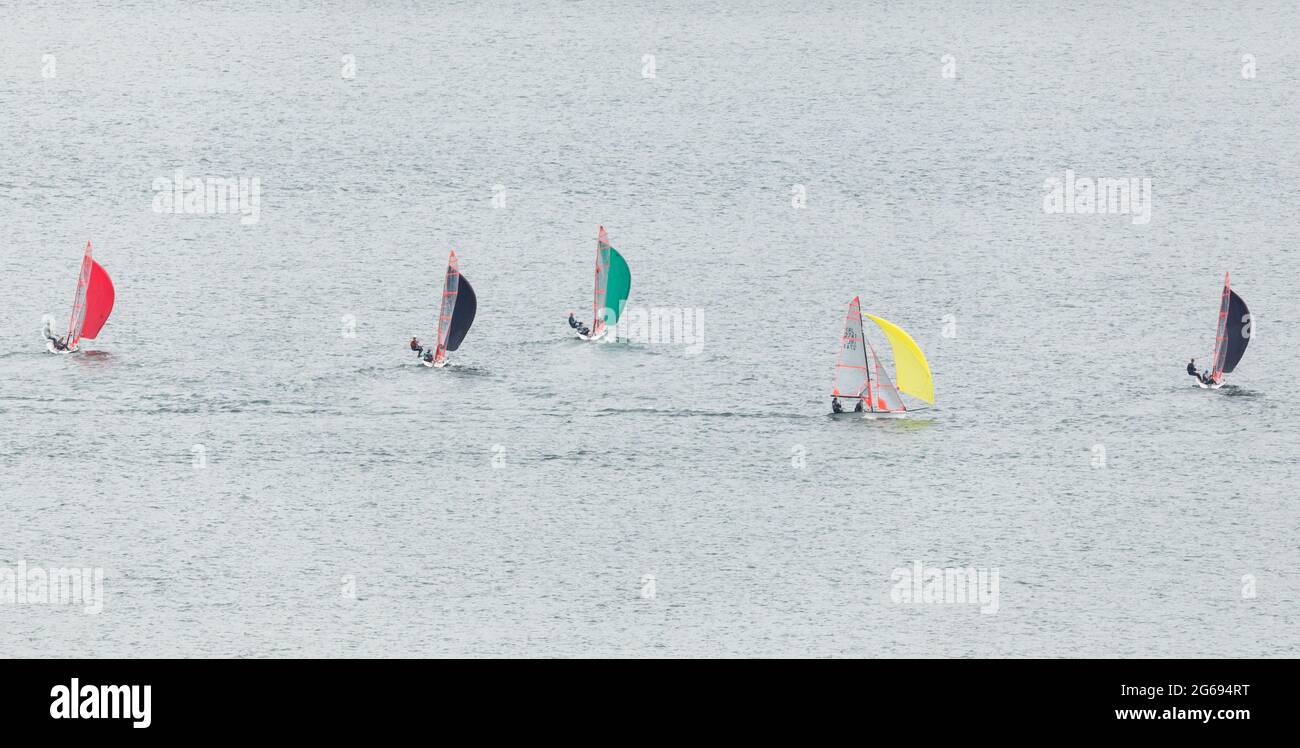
[1221,290,1250,374]
[446,274,476,351]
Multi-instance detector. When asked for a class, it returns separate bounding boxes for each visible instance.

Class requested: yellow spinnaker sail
[865,314,935,405]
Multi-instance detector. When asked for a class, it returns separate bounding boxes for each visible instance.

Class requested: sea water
[1,1,1297,656]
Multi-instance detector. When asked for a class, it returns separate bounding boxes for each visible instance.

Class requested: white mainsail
[831,297,870,404]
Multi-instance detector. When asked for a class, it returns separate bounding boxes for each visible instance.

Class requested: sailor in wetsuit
[423,348,435,364]
[43,319,68,351]
[410,337,423,357]
[568,312,591,337]
[831,397,843,413]
[854,399,864,412]
[1188,358,1215,384]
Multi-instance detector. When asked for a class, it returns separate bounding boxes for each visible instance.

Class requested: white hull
[575,328,607,342]
[830,408,908,419]
[1194,380,1223,389]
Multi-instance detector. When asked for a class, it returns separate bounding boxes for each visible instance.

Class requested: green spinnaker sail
[603,247,631,326]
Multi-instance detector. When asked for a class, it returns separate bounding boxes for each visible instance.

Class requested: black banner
[2,659,1286,734]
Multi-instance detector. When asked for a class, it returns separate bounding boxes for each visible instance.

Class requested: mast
[65,241,93,345]
[593,226,608,336]
[434,251,461,364]
[1211,272,1231,382]
[831,297,871,409]
[864,316,873,412]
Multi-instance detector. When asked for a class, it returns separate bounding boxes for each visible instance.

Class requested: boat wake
[420,362,493,377]
[594,406,803,420]
[1217,386,1260,398]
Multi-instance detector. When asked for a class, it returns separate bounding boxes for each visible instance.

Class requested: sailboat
[424,250,477,368]
[1197,272,1251,389]
[47,241,115,354]
[830,296,934,415]
[575,225,631,340]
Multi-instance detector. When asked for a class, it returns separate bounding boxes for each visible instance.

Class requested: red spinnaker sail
[66,241,115,347]
[1210,272,1230,382]
[80,260,115,340]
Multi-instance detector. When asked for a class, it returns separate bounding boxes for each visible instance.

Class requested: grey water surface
[1,1,1297,656]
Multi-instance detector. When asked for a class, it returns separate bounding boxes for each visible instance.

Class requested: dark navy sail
[446,274,476,352]
[1221,290,1250,374]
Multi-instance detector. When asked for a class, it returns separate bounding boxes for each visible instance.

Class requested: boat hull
[829,409,909,419]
